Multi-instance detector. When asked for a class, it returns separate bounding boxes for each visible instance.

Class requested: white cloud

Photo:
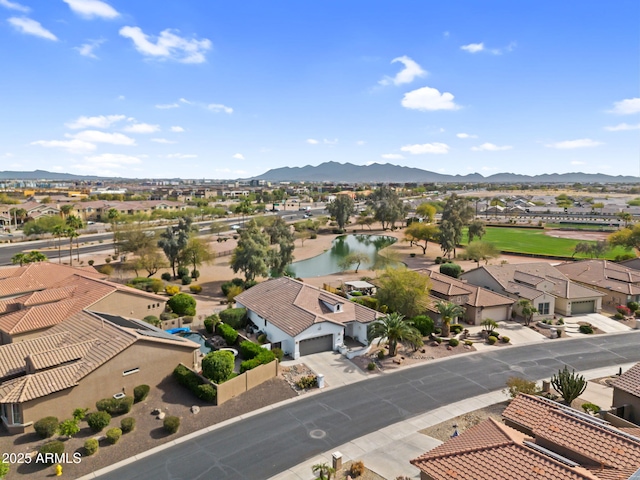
[571,160,585,165]
[119,26,211,64]
[66,114,125,129]
[461,42,484,53]
[8,17,57,41]
[84,153,141,166]
[123,123,160,134]
[117,95,125,101]
[0,0,29,12]
[456,133,478,139]
[323,138,338,145]
[381,153,405,160]
[32,139,96,154]
[232,153,245,160]
[75,39,104,58]
[179,98,191,104]
[609,98,640,115]
[208,103,233,114]
[400,143,450,155]
[604,123,640,131]
[166,153,197,159]
[306,139,319,145]
[471,143,512,151]
[70,130,136,145]
[401,86,460,111]
[63,0,119,19]
[151,138,175,144]
[379,56,427,86]
[170,126,185,132]
[545,138,603,149]
[156,103,179,109]
[356,140,366,146]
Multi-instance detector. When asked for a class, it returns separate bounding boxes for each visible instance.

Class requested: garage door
[299,334,333,356]
[572,300,595,315]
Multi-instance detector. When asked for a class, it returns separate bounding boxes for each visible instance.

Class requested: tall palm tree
[107,208,120,253]
[435,301,465,337]
[66,215,84,263]
[52,225,66,264]
[367,312,423,357]
[66,227,78,266]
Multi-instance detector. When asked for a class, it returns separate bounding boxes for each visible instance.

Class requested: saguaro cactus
[551,366,587,404]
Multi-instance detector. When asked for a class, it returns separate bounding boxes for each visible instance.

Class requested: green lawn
[461,227,630,260]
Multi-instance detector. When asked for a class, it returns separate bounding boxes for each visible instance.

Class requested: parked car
[230,224,241,230]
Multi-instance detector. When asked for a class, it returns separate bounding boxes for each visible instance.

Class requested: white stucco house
[234,277,381,359]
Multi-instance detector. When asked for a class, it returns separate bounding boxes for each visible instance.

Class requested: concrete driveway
[281,351,369,389]
[564,313,632,335]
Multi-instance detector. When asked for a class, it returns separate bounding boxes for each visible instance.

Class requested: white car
[230,224,241,230]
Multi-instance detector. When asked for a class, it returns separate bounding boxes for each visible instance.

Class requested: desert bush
[99,264,113,275]
[216,323,238,345]
[58,418,80,438]
[189,284,202,294]
[487,336,497,345]
[464,340,474,346]
[165,285,180,296]
[105,257,111,264]
[240,349,276,373]
[202,351,235,384]
[627,301,639,312]
[120,417,136,433]
[448,338,459,347]
[191,269,200,279]
[219,308,247,329]
[221,278,245,296]
[73,408,88,421]
[295,375,317,389]
[377,350,385,360]
[439,262,462,278]
[257,333,268,344]
[617,305,632,316]
[173,364,216,403]
[579,324,594,334]
[614,312,624,320]
[411,315,434,336]
[177,266,189,278]
[182,315,194,324]
[143,315,160,326]
[204,314,219,334]
[84,438,99,456]
[450,324,463,335]
[582,402,601,415]
[504,376,538,398]
[272,347,284,361]
[434,337,442,344]
[181,275,192,285]
[133,385,150,403]
[163,416,180,434]
[96,396,133,415]
[106,427,122,444]
[167,293,196,316]
[350,460,365,477]
[39,441,64,459]
[367,362,376,371]
[501,336,510,343]
[88,259,95,266]
[34,416,58,439]
[86,411,111,432]
[161,272,172,281]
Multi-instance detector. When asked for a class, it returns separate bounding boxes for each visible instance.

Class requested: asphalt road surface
[96,331,640,480]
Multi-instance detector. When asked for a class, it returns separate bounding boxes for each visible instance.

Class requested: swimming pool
[180,332,213,355]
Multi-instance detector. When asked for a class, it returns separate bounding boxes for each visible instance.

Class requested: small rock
[157,412,166,420]
[191,405,200,414]
[151,408,161,415]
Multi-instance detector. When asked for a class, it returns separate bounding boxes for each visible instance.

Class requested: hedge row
[173,364,216,403]
[239,341,276,373]
[96,396,133,415]
[219,308,247,329]
[216,323,238,345]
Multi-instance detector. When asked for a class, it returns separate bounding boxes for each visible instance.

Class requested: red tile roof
[612,362,640,398]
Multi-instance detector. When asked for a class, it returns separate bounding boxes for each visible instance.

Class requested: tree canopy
[230,220,270,282]
[405,223,439,254]
[375,267,430,318]
[367,312,423,357]
[325,195,355,230]
[368,186,407,230]
[439,194,474,258]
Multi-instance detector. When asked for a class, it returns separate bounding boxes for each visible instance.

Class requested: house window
[11,404,22,424]
[0,404,7,421]
[123,368,140,376]
[537,302,550,315]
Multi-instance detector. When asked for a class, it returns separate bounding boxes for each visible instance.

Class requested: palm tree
[311,462,335,480]
[367,312,423,357]
[517,299,538,326]
[617,212,633,228]
[66,227,78,266]
[66,215,84,263]
[52,225,66,264]
[59,204,74,219]
[435,301,465,337]
[107,208,120,254]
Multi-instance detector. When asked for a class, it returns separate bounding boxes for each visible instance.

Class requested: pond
[288,234,398,278]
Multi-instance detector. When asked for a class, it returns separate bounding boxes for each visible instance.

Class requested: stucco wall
[13,340,196,433]
[460,269,503,292]
[89,291,165,320]
[295,322,344,359]
[612,389,640,424]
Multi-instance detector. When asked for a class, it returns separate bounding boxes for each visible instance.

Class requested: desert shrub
[173,365,217,403]
[84,438,99,456]
[120,417,136,433]
[504,376,538,398]
[165,285,180,296]
[487,336,497,345]
[177,266,189,278]
[240,341,264,359]
[267,347,283,361]
[160,312,179,321]
[182,315,194,324]
[439,262,462,278]
[39,440,64,459]
[579,323,594,334]
[197,384,217,402]
[58,418,80,438]
[257,333,268,344]
[617,305,632,316]
[582,402,601,415]
[87,411,111,432]
[367,362,376,371]
[627,301,639,312]
[104,257,111,264]
[161,272,172,281]
[99,264,113,275]
[350,291,363,297]
[189,284,202,294]
[377,350,385,360]
[434,337,442,344]
[435,256,443,264]
[191,269,200,279]
[181,275,192,285]
[34,416,59,439]
[133,385,150,403]
[295,375,317,389]
[167,293,196,316]
[450,324,463,335]
[412,315,434,336]
[219,308,247,329]
[88,259,95,266]
[614,312,624,320]
[489,331,500,338]
[448,338,459,347]
[204,314,219,334]
[106,427,122,444]
[501,336,510,343]
[163,416,180,434]
[216,323,238,345]
[240,348,276,373]
[96,396,133,415]
[73,408,88,421]
[221,278,245,296]
[202,351,235,384]
[464,340,474,346]
[143,315,160,326]
[557,318,564,325]
[350,460,365,477]
[481,318,498,334]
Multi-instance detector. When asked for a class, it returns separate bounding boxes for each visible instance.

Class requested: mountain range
[252,162,640,183]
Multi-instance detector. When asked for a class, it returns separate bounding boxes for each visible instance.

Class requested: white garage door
[481,306,509,322]
[572,300,595,315]
[299,334,333,356]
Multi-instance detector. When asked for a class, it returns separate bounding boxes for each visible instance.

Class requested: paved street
[85,331,640,480]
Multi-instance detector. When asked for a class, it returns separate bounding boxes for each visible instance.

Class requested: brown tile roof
[0,311,198,404]
[419,269,515,308]
[235,277,380,336]
[0,263,105,298]
[411,418,600,480]
[556,260,640,296]
[502,393,561,431]
[612,362,640,398]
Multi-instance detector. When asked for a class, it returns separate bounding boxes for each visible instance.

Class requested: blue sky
[1,0,638,179]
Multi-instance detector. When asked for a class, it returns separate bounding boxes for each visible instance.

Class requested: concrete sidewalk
[270,363,636,480]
